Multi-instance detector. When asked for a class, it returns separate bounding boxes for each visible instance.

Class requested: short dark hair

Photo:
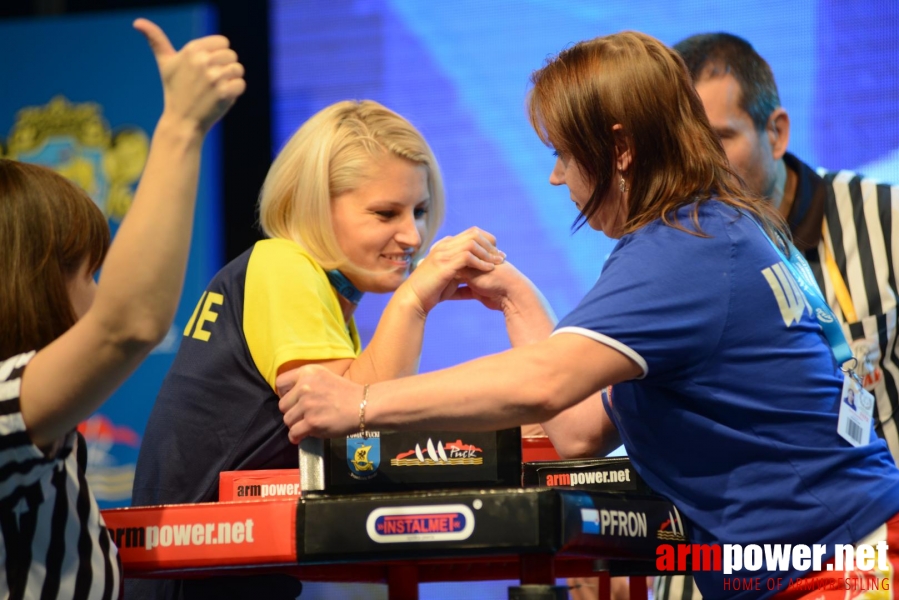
[0,159,110,360]
[673,33,780,131]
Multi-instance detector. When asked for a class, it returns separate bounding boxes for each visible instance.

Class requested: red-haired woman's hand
[278,365,360,443]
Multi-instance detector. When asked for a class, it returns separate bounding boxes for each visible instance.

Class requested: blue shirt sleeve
[555,217,732,381]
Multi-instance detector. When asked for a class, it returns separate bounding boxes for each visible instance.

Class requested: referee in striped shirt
[0,20,244,599]
[645,33,899,600]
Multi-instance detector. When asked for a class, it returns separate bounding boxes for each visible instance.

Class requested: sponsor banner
[366,504,475,543]
[522,457,652,494]
[657,542,892,575]
[303,487,677,561]
[326,429,521,492]
[559,492,681,559]
[101,499,298,572]
[580,507,648,538]
[218,469,302,502]
[302,488,541,558]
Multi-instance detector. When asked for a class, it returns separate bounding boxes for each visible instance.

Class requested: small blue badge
[581,508,600,535]
[347,435,380,480]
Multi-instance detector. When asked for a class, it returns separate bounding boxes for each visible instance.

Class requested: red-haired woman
[0,19,243,599]
[279,32,899,600]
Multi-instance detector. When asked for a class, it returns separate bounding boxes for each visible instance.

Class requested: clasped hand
[402,226,506,314]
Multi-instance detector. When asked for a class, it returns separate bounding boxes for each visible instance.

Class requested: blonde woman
[130,100,502,599]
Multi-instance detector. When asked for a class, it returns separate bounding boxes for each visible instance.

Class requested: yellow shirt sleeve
[243,239,361,390]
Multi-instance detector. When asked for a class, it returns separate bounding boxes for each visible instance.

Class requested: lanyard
[754,220,854,366]
[327,269,364,305]
[821,222,858,323]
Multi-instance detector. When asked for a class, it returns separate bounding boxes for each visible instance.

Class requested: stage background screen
[270,0,899,376]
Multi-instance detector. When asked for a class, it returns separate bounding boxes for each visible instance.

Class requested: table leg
[598,571,611,600]
[387,563,419,600]
[628,575,648,600]
[520,553,555,584]
[509,554,568,599]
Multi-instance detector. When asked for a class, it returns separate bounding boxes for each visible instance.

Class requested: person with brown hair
[653,32,899,600]
[0,18,243,599]
[278,32,899,599]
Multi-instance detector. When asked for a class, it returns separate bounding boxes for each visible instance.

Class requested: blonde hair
[259,100,445,270]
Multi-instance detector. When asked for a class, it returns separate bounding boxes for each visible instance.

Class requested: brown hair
[527,31,787,241]
[0,159,110,360]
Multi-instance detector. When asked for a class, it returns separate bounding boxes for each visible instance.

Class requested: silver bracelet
[359,384,370,438]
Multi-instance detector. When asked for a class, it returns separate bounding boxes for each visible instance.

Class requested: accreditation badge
[837,372,874,447]
[850,337,884,391]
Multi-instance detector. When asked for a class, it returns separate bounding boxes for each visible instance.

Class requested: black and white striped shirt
[0,352,121,599]
[782,153,899,462]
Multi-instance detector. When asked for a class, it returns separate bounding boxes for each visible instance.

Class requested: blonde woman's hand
[402,226,505,315]
[134,18,246,134]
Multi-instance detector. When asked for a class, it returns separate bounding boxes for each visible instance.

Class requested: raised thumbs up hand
[133,18,245,134]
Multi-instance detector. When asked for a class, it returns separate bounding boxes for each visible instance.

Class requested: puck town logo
[657,508,686,542]
[390,438,483,466]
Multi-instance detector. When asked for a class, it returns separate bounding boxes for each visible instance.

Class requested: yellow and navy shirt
[131,239,360,506]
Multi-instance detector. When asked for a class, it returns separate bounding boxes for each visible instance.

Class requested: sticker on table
[366,504,474,543]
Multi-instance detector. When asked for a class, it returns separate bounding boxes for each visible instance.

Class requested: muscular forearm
[361,332,639,435]
[539,390,621,458]
[365,344,568,431]
[280,329,641,444]
[500,273,557,347]
[91,116,204,347]
[345,288,427,382]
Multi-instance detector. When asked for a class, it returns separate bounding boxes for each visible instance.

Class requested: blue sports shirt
[554,200,899,599]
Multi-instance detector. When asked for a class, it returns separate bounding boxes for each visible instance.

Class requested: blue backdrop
[270,0,899,380]
[0,5,222,508]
